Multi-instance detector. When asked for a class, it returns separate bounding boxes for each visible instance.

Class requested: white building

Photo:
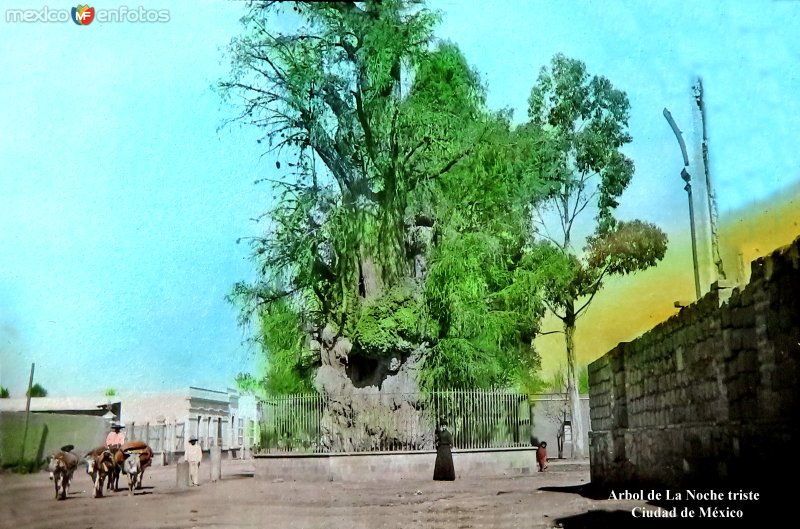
[0,387,263,460]
[120,387,262,456]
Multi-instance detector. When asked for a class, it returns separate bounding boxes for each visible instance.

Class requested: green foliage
[420,117,554,391]
[526,53,669,322]
[546,365,589,395]
[262,300,316,396]
[578,365,590,395]
[528,53,634,233]
[26,383,46,398]
[525,54,668,455]
[103,388,117,398]
[351,284,431,358]
[586,219,668,275]
[0,386,9,398]
[222,1,525,395]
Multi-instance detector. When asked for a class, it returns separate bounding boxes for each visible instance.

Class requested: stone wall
[588,235,800,491]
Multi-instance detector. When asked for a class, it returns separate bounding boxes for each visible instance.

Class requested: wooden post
[19,363,35,467]
[159,421,166,464]
[169,421,176,461]
[693,77,726,281]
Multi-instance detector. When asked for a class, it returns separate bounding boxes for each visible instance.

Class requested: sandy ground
[0,460,710,529]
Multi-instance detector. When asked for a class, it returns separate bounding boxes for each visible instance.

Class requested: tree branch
[544,298,566,322]
[403,136,429,167]
[532,208,562,247]
[574,265,610,317]
[426,126,488,181]
[353,87,379,170]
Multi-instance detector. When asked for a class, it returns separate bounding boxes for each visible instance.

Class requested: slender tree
[527,54,668,457]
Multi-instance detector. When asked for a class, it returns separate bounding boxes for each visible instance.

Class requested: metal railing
[261,390,532,454]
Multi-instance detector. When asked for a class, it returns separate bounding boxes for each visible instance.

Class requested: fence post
[159,420,167,465]
[176,460,191,488]
[167,420,173,461]
[210,445,221,483]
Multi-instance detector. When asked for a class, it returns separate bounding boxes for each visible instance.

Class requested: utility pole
[692,77,726,281]
[681,168,702,299]
[19,363,35,466]
[664,108,702,300]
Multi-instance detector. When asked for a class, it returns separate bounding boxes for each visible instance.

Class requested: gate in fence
[262,390,532,454]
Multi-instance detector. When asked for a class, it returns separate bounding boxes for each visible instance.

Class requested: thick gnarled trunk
[313,324,433,451]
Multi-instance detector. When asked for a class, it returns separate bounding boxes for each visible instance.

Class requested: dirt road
[0,460,678,529]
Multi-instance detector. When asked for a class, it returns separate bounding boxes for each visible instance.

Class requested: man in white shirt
[185,437,202,486]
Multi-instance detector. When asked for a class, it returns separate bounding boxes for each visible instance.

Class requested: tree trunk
[359,252,384,301]
[557,430,564,459]
[564,309,585,458]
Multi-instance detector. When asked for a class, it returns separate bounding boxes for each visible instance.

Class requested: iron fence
[260,390,532,454]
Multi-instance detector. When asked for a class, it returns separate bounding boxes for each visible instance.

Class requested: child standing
[536,441,548,472]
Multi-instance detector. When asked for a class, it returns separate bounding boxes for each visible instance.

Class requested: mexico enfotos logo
[5,4,170,24]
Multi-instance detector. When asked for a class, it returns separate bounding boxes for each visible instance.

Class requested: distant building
[120,387,262,456]
[0,387,263,459]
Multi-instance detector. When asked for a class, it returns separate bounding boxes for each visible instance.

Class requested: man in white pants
[185,437,202,486]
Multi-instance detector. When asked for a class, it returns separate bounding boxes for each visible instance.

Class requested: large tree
[221,0,482,354]
[527,54,668,458]
[221,1,553,449]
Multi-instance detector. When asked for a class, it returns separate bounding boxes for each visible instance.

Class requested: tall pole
[19,363,35,466]
[664,108,702,300]
[682,169,702,299]
[693,77,726,280]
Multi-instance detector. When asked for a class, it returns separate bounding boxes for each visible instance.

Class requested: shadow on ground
[541,483,776,529]
[226,471,255,480]
[553,509,647,529]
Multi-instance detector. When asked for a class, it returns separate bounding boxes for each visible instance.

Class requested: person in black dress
[433,417,455,481]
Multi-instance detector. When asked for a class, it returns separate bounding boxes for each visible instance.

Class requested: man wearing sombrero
[185,437,202,486]
[106,423,125,448]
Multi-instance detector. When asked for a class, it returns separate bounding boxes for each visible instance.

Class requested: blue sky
[1,1,798,397]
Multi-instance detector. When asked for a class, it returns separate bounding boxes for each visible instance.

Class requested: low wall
[0,412,107,467]
[254,448,538,482]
